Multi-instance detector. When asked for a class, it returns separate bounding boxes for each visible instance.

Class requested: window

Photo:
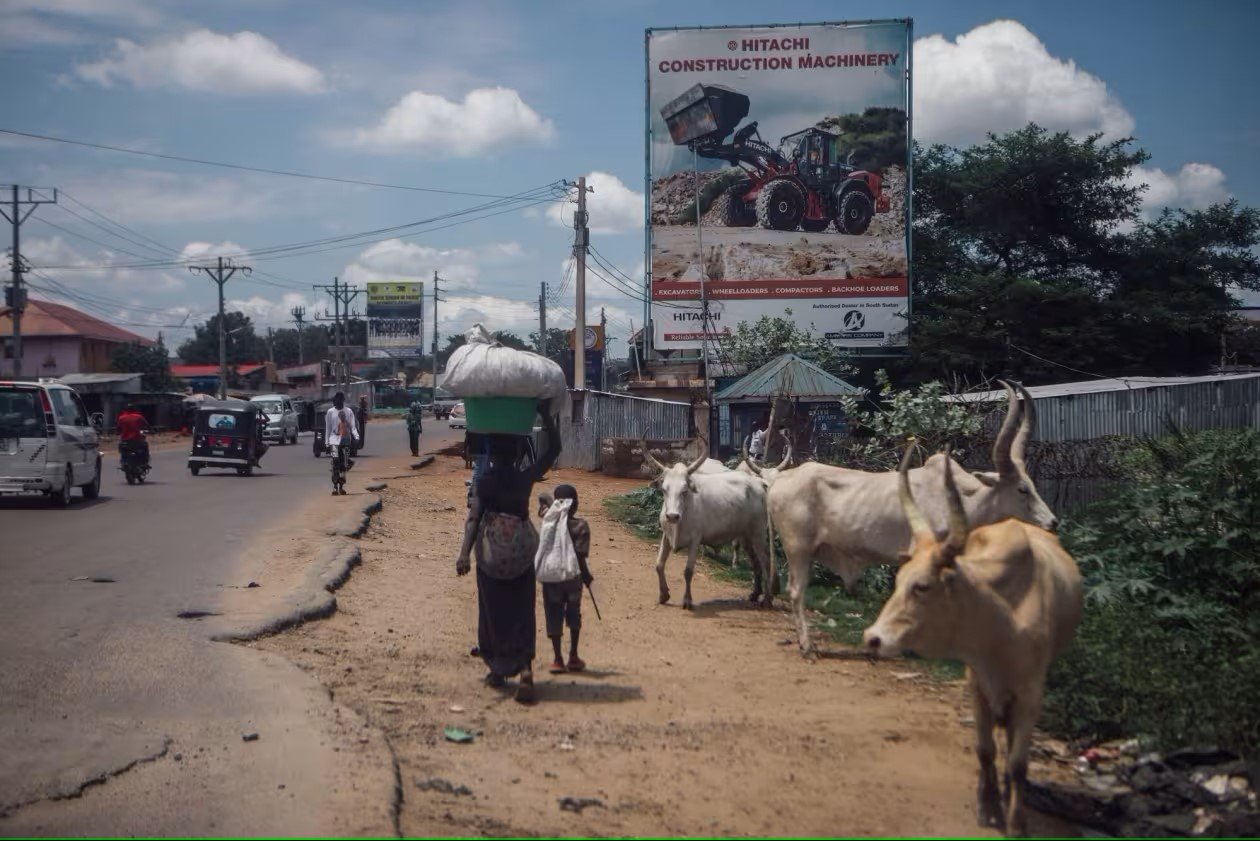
[0,387,42,437]
[48,389,86,426]
[208,413,237,430]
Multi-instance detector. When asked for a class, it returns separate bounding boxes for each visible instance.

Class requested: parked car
[0,378,102,505]
[250,394,300,444]
[448,402,466,429]
[433,388,461,420]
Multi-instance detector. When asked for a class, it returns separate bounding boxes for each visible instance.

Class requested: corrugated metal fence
[979,376,1260,443]
[546,390,691,470]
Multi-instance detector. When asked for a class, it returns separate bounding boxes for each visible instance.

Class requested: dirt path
[260,455,1000,837]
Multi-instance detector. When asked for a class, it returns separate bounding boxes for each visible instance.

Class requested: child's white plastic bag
[535,498,580,583]
[443,323,567,402]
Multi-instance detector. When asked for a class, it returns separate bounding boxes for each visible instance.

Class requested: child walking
[536,484,592,674]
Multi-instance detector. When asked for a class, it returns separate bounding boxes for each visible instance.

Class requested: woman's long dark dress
[473,438,560,679]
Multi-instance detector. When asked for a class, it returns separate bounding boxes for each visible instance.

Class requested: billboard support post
[694,146,713,454]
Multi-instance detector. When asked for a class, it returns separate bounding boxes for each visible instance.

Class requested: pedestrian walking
[535,484,593,674]
[405,400,423,457]
[455,410,560,704]
[356,395,370,449]
[324,392,359,495]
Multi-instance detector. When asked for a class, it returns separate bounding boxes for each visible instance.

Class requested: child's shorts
[542,579,582,637]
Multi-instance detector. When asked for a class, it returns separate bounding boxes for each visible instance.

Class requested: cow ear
[649,477,662,490]
[971,471,1000,488]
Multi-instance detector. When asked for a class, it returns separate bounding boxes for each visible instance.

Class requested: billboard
[646,20,912,350]
[366,282,424,359]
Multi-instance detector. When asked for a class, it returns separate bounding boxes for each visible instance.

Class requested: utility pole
[190,255,250,399]
[266,326,275,365]
[290,305,306,366]
[2,185,58,378]
[693,149,713,454]
[313,277,361,394]
[573,176,591,389]
[600,307,607,391]
[431,271,444,395]
[538,281,548,355]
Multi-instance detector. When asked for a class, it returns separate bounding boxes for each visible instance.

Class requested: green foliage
[817,106,907,171]
[175,312,266,365]
[1045,429,1260,754]
[905,125,1260,383]
[109,339,178,392]
[832,371,985,469]
[530,327,570,362]
[268,324,329,368]
[725,310,855,377]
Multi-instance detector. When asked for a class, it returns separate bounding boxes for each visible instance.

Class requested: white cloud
[75,29,327,95]
[914,20,1135,145]
[545,172,643,235]
[225,292,315,327]
[64,170,280,225]
[179,240,249,262]
[350,86,554,156]
[1127,163,1230,215]
[23,234,185,292]
[340,238,525,294]
[1,0,166,48]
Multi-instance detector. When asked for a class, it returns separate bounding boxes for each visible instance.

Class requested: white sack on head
[442,321,567,402]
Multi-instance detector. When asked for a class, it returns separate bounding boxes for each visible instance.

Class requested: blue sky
[2,0,1257,357]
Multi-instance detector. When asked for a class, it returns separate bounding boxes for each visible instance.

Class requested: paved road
[0,419,460,834]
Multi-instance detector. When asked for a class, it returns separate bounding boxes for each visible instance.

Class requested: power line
[0,127,560,200]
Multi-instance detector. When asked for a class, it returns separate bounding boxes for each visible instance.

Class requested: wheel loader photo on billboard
[646,20,912,351]
[659,82,892,235]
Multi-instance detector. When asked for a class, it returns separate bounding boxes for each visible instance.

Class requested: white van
[250,393,300,444]
[0,379,103,505]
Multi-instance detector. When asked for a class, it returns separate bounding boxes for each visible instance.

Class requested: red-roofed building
[170,362,278,394]
[0,298,154,378]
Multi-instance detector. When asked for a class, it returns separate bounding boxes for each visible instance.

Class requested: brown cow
[862,444,1083,836]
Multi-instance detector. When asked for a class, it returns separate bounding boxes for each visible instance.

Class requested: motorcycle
[312,427,325,457]
[119,431,151,485]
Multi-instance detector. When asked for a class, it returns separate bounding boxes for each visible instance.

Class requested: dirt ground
[254,453,1061,837]
[651,226,906,282]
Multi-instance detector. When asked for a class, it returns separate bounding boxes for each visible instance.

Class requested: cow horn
[1011,384,1036,480]
[639,435,666,474]
[742,436,764,476]
[774,431,793,471]
[991,380,1020,479]
[898,440,931,541]
[940,452,968,564]
[685,439,709,476]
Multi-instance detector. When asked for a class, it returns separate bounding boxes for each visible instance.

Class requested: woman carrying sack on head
[454,408,560,704]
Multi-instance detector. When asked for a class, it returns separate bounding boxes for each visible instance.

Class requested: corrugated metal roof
[56,373,143,385]
[943,372,1260,403]
[0,299,154,345]
[714,354,864,402]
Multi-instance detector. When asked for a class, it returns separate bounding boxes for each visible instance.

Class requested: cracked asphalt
[0,426,428,835]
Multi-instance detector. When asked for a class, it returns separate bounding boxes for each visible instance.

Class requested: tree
[176,312,267,365]
[529,327,570,361]
[904,125,1260,383]
[724,310,854,376]
[490,330,528,350]
[110,339,179,392]
[268,325,329,368]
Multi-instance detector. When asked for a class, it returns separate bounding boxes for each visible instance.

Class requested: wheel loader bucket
[660,83,750,147]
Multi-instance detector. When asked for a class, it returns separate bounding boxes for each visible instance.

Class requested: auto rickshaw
[188,400,269,476]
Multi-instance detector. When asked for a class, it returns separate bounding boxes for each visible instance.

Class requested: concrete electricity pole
[314,277,361,393]
[290,305,306,366]
[600,307,607,391]
[573,176,592,389]
[189,255,250,399]
[2,185,58,378]
[537,281,547,355]
[431,271,445,395]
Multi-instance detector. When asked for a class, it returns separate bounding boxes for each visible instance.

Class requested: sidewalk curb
[325,495,383,538]
[212,540,361,642]
[409,455,434,470]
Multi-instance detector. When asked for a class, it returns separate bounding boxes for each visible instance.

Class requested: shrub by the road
[1046,428,1260,754]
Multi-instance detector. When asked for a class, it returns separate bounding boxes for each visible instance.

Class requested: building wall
[3,336,82,377]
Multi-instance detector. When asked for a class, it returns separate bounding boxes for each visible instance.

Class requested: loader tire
[836,188,874,235]
[755,179,805,231]
[721,180,757,227]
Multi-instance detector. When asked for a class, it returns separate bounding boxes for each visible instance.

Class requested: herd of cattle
[638,382,1084,836]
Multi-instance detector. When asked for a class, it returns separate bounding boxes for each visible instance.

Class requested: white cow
[768,382,1058,656]
[641,441,773,609]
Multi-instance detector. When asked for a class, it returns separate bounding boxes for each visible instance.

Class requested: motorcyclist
[116,404,150,467]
